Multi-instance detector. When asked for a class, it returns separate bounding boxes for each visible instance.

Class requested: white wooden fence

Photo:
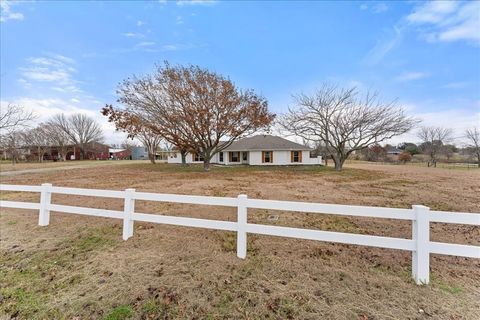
[1,183,479,285]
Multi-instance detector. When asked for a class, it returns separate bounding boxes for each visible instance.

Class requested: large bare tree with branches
[0,130,25,164]
[465,127,480,168]
[49,113,104,160]
[24,126,51,162]
[44,120,73,161]
[417,126,453,167]
[104,62,275,170]
[0,104,36,132]
[281,84,418,171]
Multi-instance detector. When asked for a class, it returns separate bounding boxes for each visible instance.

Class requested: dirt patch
[1,163,479,319]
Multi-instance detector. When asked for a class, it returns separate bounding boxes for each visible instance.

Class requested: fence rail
[1,183,479,285]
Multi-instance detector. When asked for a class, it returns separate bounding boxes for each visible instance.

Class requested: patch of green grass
[211,188,227,197]
[0,226,119,319]
[141,288,180,318]
[74,235,110,253]
[215,293,234,315]
[305,216,361,233]
[437,282,464,294]
[7,220,18,225]
[102,305,134,320]
[0,287,51,319]
[125,162,335,174]
[142,297,164,314]
[427,202,458,212]
[268,297,297,319]
[216,231,258,254]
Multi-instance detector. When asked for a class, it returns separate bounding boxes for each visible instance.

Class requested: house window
[242,152,248,161]
[262,151,273,163]
[229,152,240,162]
[193,152,204,162]
[291,151,302,163]
[219,152,224,162]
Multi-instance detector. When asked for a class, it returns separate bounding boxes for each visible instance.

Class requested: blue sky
[1,0,479,144]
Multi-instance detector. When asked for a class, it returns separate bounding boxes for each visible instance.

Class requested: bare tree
[102,106,162,164]
[105,62,275,170]
[49,113,104,160]
[281,84,418,170]
[0,104,36,132]
[121,139,136,151]
[44,120,72,161]
[465,127,480,168]
[1,130,25,164]
[417,126,453,167]
[24,126,51,162]
[137,130,162,164]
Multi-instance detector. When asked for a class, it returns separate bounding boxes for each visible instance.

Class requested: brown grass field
[0,162,479,319]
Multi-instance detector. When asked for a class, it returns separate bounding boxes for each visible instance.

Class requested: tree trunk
[203,158,210,171]
[37,147,43,163]
[180,150,187,166]
[148,152,156,164]
[333,154,346,171]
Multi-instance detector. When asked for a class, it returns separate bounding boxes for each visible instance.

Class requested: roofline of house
[222,148,312,152]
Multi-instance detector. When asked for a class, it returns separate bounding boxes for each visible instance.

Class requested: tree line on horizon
[1,62,479,170]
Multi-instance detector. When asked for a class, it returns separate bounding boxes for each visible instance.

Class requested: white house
[167,135,323,166]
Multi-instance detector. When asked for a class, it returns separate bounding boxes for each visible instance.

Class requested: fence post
[412,205,430,285]
[122,188,136,240]
[38,183,52,226]
[237,194,248,259]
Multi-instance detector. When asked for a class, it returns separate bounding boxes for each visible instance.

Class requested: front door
[241,151,249,164]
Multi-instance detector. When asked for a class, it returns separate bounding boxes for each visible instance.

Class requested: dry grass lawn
[0,162,479,319]
[0,160,147,173]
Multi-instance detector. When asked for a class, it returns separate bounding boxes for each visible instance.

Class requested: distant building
[131,146,148,160]
[109,148,132,160]
[168,135,323,166]
[65,142,110,160]
[386,147,402,156]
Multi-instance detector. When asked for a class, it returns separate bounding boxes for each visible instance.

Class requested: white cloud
[19,54,82,93]
[364,1,479,64]
[372,3,388,14]
[407,1,480,44]
[17,78,31,87]
[388,105,480,145]
[359,2,388,14]
[121,32,145,38]
[176,15,184,25]
[0,0,24,23]
[137,20,145,26]
[0,98,128,145]
[176,0,217,6]
[136,41,155,47]
[395,71,430,82]
[364,25,404,65]
[407,1,458,24]
[442,82,469,89]
[162,44,178,51]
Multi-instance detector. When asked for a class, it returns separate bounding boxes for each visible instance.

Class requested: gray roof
[223,135,311,151]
